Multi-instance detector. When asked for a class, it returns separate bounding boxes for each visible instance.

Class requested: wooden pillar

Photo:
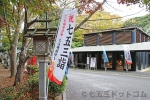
[100,52,102,69]
[94,53,97,70]
[46,12,48,28]
[97,34,100,46]
[131,52,136,71]
[78,53,79,62]
[141,52,143,70]
[74,53,78,68]
[112,52,117,70]
[73,52,75,66]
[144,52,148,69]
[145,52,148,68]
[76,53,79,68]
[122,52,125,70]
[131,30,136,43]
[112,32,116,45]
[138,52,141,70]
[97,52,100,69]
[149,54,150,66]
[89,53,91,70]
[84,52,87,64]
[84,52,87,69]
[143,52,146,69]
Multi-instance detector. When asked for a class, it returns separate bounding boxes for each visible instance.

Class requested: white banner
[49,9,77,85]
[124,45,132,64]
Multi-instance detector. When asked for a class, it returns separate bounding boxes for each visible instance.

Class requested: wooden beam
[29,29,37,36]
[27,18,59,27]
[27,28,57,31]
[45,29,50,36]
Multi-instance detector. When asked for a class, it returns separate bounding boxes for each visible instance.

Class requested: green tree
[0,1,24,78]
[0,0,57,85]
[0,16,9,52]
[123,14,150,34]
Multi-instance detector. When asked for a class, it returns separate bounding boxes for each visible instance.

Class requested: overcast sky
[100,0,149,20]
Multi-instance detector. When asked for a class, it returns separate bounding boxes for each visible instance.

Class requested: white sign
[48,9,77,85]
[124,45,132,64]
[90,57,96,68]
[87,57,89,64]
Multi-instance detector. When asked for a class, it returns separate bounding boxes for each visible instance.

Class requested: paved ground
[66,68,150,100]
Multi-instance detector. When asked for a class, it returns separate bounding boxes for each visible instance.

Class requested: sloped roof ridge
[84,26,150,37]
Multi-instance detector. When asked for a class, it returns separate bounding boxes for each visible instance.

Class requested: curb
[70,68,150,78]
[102,71,150,78]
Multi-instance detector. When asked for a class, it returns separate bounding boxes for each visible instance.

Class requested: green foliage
[123,14,150,35]
[0,0,57,52]
[0,84,30,100]
[28,66,67,97]
[0,87,14,100]
[48,76,67,96]
[27,65,39,72]
[72,30,84,48]
[0,30,10,51]
[1,37,10,51]
[28,72,39,87]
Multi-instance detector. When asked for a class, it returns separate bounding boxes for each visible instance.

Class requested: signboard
[87,57,89,64]
[90,57,96,68]
[48,9,77,85]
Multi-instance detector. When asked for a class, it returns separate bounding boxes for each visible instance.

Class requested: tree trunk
[13,65,24,85]
[14,7,32,85]
[9,22,21,78]
[74,0,106,31]
[13,47,26,85]
[13,37,29,85]
[9,48,17,77]
[9,4,22,78]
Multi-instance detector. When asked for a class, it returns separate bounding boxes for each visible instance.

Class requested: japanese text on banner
[48,9,77,85]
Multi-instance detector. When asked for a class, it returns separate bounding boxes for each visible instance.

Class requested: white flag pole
[104,61,106,72]
[126,63,128,73]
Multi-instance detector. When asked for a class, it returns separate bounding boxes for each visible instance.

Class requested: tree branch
[74,0,106,31]
[23,54,31,63]
[27,16,38,27]
[27,18,59,28]
[26,38,33,50]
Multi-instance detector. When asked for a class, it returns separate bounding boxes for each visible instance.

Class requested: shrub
[27,65,39,71]
[27,65,39,75]
[48,76,67,96]
[28,68,67,98]
[28,72,39,88]
[0,84,30,100]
